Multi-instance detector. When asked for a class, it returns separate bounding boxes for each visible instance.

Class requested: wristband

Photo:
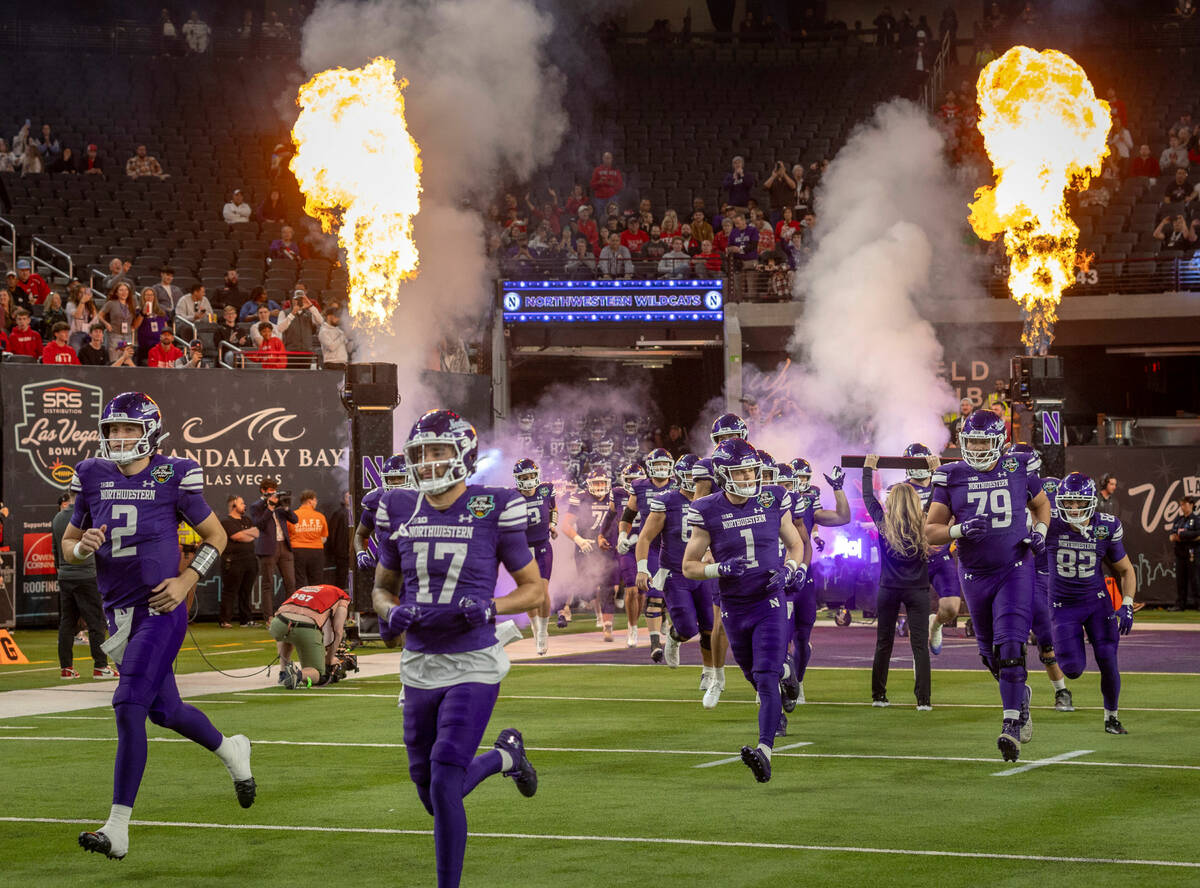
[1122,595,1135,607]
[949,525,964,540]
[784,559,799,572]
[188,542,220,581]
[1033,522,1048,538]
[72,541,94,561]
[637,559,649,575]
[703,563,721,579]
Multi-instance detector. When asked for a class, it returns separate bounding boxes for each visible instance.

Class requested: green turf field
[2,641,1199,887]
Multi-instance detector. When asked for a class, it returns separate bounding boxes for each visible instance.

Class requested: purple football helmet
[620,461,646,489]
[756,448,778,484]
[789,457,813,492]
[712,438,762,498]
[382,454,413,489]
[959,409,1007,471]
[645,447,674,480]
[710,412,749,446]
[776,462,795,491]
[1057,473,1097,526]
[98,391,167,464]
[903,442,933,480]
[585,467,611,499]
[404,409,478,495]
[595,436,615,458]
[513,457,540,492]
[674,454,698,493]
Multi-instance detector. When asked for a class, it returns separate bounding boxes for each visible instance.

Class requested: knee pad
[995,642,1026,670]
[980,655,1000,680]
[146,697,179,727]
[699,630,712,651]
[1038,644,1057,667]
[644,597,664,620]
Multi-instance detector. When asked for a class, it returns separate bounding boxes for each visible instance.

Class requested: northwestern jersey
[632,478,673,552]
[376,485,532,655]
[905,479,934,511]
[522,483,557,545]
[358,486,384,535]
[612,485,640,532]
[931,451,1041,574]
[1045,513,1126,603]
[567,490,611,541]
[791,484,822,534]
[687,484,793,603]
[69,455,213,610]
[648,487,694,572]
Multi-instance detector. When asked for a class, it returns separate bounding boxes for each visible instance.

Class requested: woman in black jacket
[862,455,934,709]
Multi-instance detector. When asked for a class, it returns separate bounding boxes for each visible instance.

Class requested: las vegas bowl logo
[14,379,104,489]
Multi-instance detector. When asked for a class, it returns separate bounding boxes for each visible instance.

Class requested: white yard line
[1,816,1196,868]
[693,741,812,768]
[993,749,1094,777]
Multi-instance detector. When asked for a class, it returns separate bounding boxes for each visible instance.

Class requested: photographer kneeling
[270,583,357,689]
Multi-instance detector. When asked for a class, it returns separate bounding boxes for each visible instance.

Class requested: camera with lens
[274,489,293,508]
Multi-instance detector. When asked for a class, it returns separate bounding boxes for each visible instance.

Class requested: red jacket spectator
[6,323,42,358]
[0,329,7,352]
[776,218,802,242]
[249,330,287,369]
[13,262,50,305]
[590,153,624,202]
[1129,151,1162,178]
[575,215,600,255]
[620,223,650,256]
[147,341,183,367]
[713,228,730,253]
[42,342,80,364]
[695,249,723,273]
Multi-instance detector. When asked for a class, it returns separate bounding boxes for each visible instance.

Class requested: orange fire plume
[968,47,1111,353]
[290,57,422,323]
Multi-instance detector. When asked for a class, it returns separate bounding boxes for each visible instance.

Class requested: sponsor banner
[22,532,55,575]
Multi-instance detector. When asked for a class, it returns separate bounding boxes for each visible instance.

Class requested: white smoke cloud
[296,0,570,434]
[784,99,965,467]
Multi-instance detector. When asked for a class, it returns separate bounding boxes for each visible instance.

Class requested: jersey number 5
[413,541,468,604]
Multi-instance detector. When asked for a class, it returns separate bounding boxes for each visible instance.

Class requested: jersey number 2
[110,505,138,558]
[413,541,468,604]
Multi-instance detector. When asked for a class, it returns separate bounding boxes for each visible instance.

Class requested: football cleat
[61,667,80,679]
[997,718,1021,761]
[1104,716,1128,735]
[740,746,772,783]
[917,703,933,711]
[699,672,710,691]
[1018,685,1033,744]
[775,711,788,737]
[664,634,680,668]
[872,696,890,708]
[221,734,256,808]
[93,666,120,679]
[495,728,538,797]
[650,643,664,664]
[79,829,126,860]
[626,624,638,648]
[556,614,568,629]
[781,667,800,713]
[702,682,724,709]
[929,620,943,655]
[796,681,806,705]
[602,623,614,643]
[1054,688,1074,712]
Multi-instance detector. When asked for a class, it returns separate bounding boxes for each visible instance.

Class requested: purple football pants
[1051,592,1122,711]
[721,593,789,747]
[960,557,1034,712]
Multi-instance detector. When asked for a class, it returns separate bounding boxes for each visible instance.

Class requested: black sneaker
[740,746,772,783]
[494,728,538,797]
[650,644,664,664]
[780,670,800,713]
[78,830,125,860]
[1104,716,1128,735]
[997,717,1021,762]
[775,711,788,737]
[1054,688,1074,712]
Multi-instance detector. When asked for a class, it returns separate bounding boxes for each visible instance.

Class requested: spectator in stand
[248,306,279,348]
[179,338,205,369]
[319,308,348,365]
[775,205,802,243]
[1109,122,1133,170]
[690,208,713,245]
[590,151,624,220]
[620,216,650,257]
[1161,137,1188,172]
[78,143,104,175]
[98,282,136,358]
[727,212,759,266]
[694,239,722,275]
[0,288,11,332]
[66,286,99,349]
[20,141,44,175]
[216,269,247,311]
[222,189,253,225]
[713,216,733,253]
[1154,214,1197,250]
[77,324,108,365]
[250,322,287,369]
[564,183,587,218]
[41,291,68,332]
[133,287,171,364]
[111,339,136,367]
[1104,87,1127,127]
[214,304,250,355]
[677,223,699,255]
[527,221,557,257]
[277,290,323,364]
[125,144,167,180]
[598,233,634,279]
[147,328,184,368]
[1095,474,1120,517]
[42,322,79,364]
[7,273,27,311]
[7,310,42,358]
[764,160,797,225]
[722,155,756,211]
[152,266,183,313]
[33,124,61,160]
[573,205,600,255]
[564,238,597,278]
[176,283,214,323]
[643,225,668,261]
[1162,167,1193,205]
[1126,144,1160,181]
[754,215,776,256]
[874,5,897,44]
[258,188,288,224]
[786,229,806,269]
[14,259,49,305]
[289,491,329,588]
[48,147,76,174]
[239,287,280,322]
[104,257,134,292]
[937,90,962,122]
[0,139,16,173]
[269,225,308,262]
[182,10,212,53]
[658,237,693,279]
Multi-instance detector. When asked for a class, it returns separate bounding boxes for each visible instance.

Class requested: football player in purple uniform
[373,410,542,888]
[354,453,412,574]
[514,458,557,655]
[782,456,849,706]
[683,439,810,781]
[709,411,750,447]
[610,461,647,646]
[619,447,675,660]
[925,410,1051,761]
[692,457,730,706]
[66,393,254,861]
[1046,474,1137,734]
[564,467,617,641]
[635,455,718,697]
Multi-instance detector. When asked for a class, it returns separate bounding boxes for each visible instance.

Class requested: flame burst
[291,57,422,323]
[968,47,1110,353]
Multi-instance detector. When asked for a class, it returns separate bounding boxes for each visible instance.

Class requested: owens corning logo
[180,408,305,444]
[14,379,104,488]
